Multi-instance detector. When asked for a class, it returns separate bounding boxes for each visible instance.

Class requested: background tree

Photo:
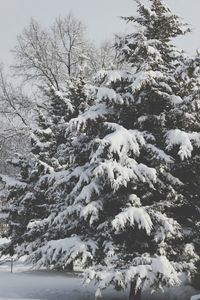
[0,66,32,175]
[12,14,118,89]
[1,69,90,272]
[0,14,119,175]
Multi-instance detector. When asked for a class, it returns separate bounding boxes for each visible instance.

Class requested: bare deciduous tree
[0,66,32,174]
[1,14,121,174]
[0,66,30,127]
[12,15,94,89]
[88,40,122,73]
[12,19,61,89]
[12,14,122,88]
[52,15,90,78]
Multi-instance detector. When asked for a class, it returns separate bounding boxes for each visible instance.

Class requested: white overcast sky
[0,0,200,66]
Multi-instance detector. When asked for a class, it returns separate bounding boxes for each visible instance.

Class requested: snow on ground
[191,296,200,300]
[142,286,200,300]
[0,261,199,300]
[191,294,200,300]
[0,261,127,300]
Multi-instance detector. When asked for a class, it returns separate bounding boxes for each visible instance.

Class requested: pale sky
[0,0,200,66]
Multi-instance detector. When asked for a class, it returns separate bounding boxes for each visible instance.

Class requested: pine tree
[2,1,200,300]
[16,1,200,299]
[173,51,200,288]
[1,77,89,262]
[0,154,46,255]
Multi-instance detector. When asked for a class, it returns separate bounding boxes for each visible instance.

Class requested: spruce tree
[0,154,46,255]
[1,78,88,262]
[18,1,200,299]
[173,51,200,288]
[2,1,200,300]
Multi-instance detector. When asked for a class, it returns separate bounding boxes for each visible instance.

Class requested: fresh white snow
[191,295,200,300]
[0,238,10,245]
[0,261,126,300]
[112,206,153,235]
[0,261,199,300]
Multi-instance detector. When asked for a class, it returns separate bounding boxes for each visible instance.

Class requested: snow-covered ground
[0,260,199,300]
[0,261,127,300]
[191,295,200,300]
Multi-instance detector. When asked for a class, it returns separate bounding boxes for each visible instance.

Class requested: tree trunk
[66,261,73,272]
[129,282,142,300]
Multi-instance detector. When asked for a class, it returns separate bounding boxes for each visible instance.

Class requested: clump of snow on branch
[27,237,97,269]
[80,201,103,225]
[95,70,133,85]
[97,87,124,105]
[86,256,180,298]
[165,129,200,160]
[69,103,112,131]
[112,206,153,235]
[91,122,146,162]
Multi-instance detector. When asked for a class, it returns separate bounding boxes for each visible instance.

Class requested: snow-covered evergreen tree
[31,77,88,171]
[13,1,199,299]
[2,1,200,299]
[1,77,89,262]
[173,51,200,288]
[0,154,45,255]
